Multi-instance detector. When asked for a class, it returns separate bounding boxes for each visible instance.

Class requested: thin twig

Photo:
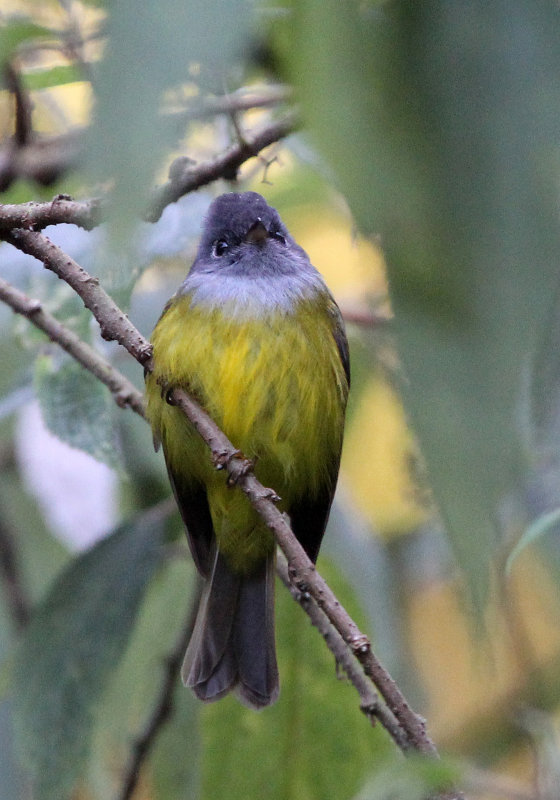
[147,112,299,221]
[117,597,198,800]
[168,85,291,124]
[0,514,30,631]
[1,229,153,366]
[276,555,410,750]
[0,277,146,417]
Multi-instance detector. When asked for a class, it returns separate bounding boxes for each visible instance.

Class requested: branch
[0,231,446,765]
[167,85,291,124]
[4,63,33,148]
[0,277,145,417]
[0,85,290,192]
[146,112,299,222]
[0,196,102,233]
[0,113,298,229]
[0,131,84,192]
[276,555,410,750]
[0,62,83,191]
[1,229,153,366]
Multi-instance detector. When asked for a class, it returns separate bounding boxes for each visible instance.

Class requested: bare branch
[1,229,153,366]
[167,85,292,124]
[0,196,102,233]
[4,63,33,148]
[0,70,84,194]
[0,131,84,190]
[146,112,299,221]
[0,81,291,192]
[0,54,83,193]
[0,277,145,417]
[276,555,411,750]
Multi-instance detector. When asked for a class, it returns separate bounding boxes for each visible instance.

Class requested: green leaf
[0,700,30,800]
[282,0,560,612]
[23,64,83,92]
[0,464,70,612]
[506,508,560,574]
[0,18,52,62]
[11,506,169,800]
[34,355,123,471]
[201,559,390,800]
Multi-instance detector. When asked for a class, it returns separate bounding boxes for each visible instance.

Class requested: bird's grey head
[181,192,326,314]
[191,192,308,278]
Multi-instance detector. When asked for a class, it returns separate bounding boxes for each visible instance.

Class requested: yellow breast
[146,292,348,568]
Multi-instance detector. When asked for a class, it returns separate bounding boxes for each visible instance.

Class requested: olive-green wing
[328,295,351,388]
[290,298,350,562]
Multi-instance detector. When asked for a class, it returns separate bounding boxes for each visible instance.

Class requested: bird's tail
[182,549,279,709]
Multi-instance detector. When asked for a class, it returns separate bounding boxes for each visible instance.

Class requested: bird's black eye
[213,239,229,257]
[272,231,286,245]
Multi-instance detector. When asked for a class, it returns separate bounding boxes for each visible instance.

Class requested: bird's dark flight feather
[165,460,214,577]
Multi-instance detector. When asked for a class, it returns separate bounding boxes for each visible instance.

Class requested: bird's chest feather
[147,292,347,497]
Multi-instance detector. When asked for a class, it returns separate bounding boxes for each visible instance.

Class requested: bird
[145,191,350,708]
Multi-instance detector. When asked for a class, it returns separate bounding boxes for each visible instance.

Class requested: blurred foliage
[279,0,560,613]
[34,355,123,472]
[1,1,560,799]
[0,19,52,62]
[507,508,560,574]
[86,553,198,800]
[12,508,170,800]
[354,753,460,800]
[86,0,250,248]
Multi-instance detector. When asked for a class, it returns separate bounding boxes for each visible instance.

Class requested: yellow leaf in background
[341,377,428,539]
[282,206,387,303]
[409,553,560,744]
[32,82,92,134]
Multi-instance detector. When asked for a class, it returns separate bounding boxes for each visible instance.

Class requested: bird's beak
[244,219,269,245]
